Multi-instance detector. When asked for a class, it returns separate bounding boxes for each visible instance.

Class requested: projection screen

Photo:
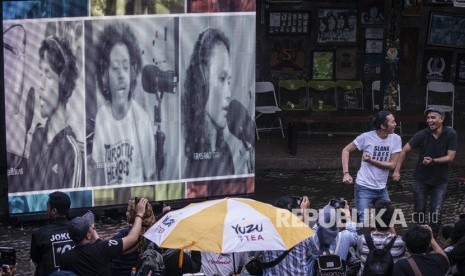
[3,0,256,215]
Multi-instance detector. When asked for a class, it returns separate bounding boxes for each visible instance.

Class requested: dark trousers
[412,179,447,236]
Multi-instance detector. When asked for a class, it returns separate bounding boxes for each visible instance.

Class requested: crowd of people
[17,190,465,276]
[5,85,464,275]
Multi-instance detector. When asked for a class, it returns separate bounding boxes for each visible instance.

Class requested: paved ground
[2,128,465,275]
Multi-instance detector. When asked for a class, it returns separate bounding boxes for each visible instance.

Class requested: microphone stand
[239,132,255,173]
[154,92,166,181]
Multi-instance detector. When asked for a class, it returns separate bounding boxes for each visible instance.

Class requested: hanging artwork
[364,54,382,76]
[268,11,310,36]
[335,47,357,79]
[312,51,334,80]
[270,37,308,79]
[427,12,465,48]
[360,0,385,25]
[365,27,384,39]
[317,8,357,44]
[365,39,383,53]
[421,49,452,84]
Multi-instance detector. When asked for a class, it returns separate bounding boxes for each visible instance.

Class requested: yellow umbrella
[144,197,313,253]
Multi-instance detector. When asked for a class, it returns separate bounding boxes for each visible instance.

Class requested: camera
[0,247,16,268]
[291,196,303,208]
[330,198,346,209]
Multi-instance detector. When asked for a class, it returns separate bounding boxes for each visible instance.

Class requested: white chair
[255,82,285,140]
[426,81,454,128]
[371,80,401,111]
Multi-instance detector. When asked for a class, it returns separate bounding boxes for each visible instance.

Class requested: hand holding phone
[0,247,16,268]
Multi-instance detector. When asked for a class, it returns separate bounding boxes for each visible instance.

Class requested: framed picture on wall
[421,49,452,84]
[456,53,465,85]
[269,37,308,78]
[365,39,383,53]
[365,28,384,39]
[363,54,382,76]
[427,12,465,48]
[335,47,357,79]
[360,0,384,25]
[268,11,310,35]
[317,8,357,44]
[312,51,334,80]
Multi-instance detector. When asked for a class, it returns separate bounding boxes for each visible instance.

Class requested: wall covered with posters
[256,1,465,113]
[2,0,256,215]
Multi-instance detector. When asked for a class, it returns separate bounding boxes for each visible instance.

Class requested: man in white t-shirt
[341,110,402,226]
[90,22,155,186]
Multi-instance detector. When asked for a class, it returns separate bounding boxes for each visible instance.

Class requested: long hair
[95,22,141,102]
[368,110,392,130]
[127,199,156,253]
[182,28,230,158]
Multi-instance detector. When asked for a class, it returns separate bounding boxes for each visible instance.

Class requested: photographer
[308,199,358,275]
[260,195,311,275]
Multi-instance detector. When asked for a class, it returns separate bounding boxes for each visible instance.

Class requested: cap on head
[424,107,445,118]
[68,211,94,243]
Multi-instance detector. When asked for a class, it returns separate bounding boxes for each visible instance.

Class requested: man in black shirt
[60,198,148,275]
[393,225,449,275]
[394,107,457,237]
[30,191,73,275]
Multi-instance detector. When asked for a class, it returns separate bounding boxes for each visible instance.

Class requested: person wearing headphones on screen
[182,27,253,178]
[26,35,82,191]
[90,21,155,186]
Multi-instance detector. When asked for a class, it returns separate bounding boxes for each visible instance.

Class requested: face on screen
[205,43,231,130]
[39,52,60,119]
[108,43,131,110]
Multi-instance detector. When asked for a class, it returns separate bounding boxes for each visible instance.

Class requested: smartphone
[0,247,16,267]
[135,197,140,204]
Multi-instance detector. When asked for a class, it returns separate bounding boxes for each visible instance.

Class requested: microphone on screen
[227,99,255,148]
[141,64,177,94]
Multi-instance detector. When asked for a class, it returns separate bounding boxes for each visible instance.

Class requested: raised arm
[121,198,148,251]
[422,225,449,265]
